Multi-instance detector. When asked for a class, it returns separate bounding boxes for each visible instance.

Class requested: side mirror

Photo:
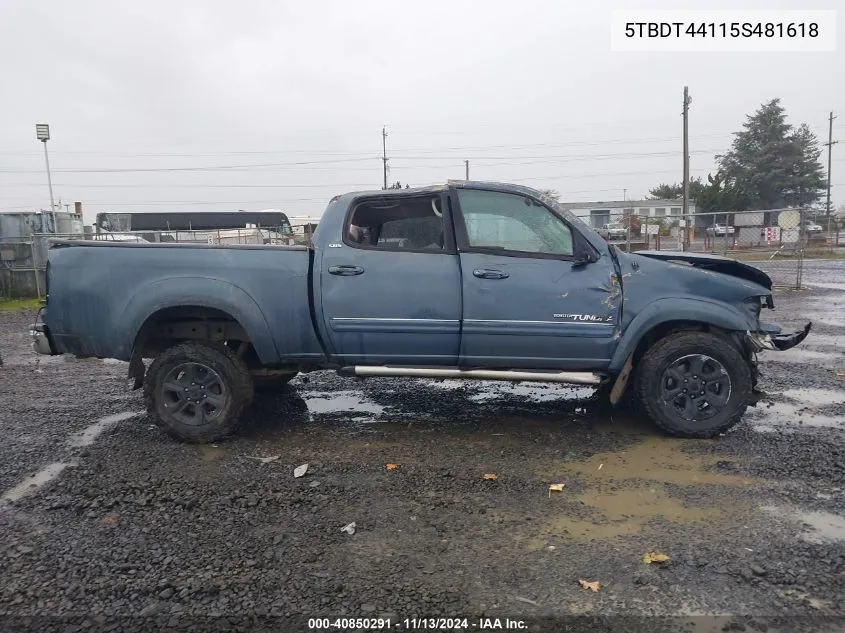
[571,252,597,268]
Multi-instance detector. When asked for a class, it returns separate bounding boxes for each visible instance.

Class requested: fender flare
[609,297,754,372]
[116,276,279,363]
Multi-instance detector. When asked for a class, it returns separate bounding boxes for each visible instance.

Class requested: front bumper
[29,308,54,356]
[747,322,812,352]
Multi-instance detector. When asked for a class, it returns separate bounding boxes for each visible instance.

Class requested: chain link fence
[0,224,317,299]
[0,236,41,299]
[3,213,843,298]
[582,207,845,289]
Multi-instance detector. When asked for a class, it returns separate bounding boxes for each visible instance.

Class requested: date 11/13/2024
[307,617,527,630]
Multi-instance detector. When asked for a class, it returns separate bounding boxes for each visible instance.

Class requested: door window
[457,189,573,256]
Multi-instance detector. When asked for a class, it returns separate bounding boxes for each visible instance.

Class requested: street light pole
[35,124,57,233]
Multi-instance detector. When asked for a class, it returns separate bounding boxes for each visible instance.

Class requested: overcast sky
[0,0,842,225]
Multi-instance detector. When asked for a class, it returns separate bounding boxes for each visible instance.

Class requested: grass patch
[0,297,42,312]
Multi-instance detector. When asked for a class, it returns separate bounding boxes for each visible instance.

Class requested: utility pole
[824,112,838,235]
[381,126,389,190]
[682,86,691,251]
[465,160,470,180]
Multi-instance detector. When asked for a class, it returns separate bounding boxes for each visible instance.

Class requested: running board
[337,366,603,385]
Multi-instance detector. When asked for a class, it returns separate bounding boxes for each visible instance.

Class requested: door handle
[473,268,509,280]
[328,265,365,276]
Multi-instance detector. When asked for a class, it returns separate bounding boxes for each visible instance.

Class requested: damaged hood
[632,251,772,291]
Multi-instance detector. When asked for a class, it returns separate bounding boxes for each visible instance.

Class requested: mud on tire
[634,331,753,438]
[143,341,254,443]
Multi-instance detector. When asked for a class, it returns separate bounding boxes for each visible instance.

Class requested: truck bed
[43,240,324,363]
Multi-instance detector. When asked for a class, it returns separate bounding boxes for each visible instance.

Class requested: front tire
[144,342,254,443]
[634,332,752,438]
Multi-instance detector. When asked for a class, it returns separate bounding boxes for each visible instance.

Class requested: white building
[558,199,697,228]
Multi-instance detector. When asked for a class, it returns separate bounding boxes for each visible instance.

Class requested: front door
[319,192,462,366]
[453,187,620,370]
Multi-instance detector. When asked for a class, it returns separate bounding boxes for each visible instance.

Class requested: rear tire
[634,332,752,438]
[144,342,254,443]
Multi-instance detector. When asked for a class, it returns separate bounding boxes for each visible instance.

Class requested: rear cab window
[344,194,451,253]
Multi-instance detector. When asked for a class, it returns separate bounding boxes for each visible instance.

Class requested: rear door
[318,192,462,366]
[453,187,621,370]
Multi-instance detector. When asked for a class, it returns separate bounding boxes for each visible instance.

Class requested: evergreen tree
[785,123,827,208]
[648,178,706,201]
[716,99,825,209]
[648,183,682,199]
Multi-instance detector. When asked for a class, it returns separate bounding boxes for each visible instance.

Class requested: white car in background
[803,220,823,233]
[705,223,735,237]
[597,222,627,240]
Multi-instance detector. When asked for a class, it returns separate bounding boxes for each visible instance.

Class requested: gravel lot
[1,260,844,633]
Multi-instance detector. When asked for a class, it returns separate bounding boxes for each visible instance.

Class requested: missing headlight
[744,296,762,320]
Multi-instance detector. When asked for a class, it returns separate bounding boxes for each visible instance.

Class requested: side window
[346,196,445,252]
[457,189,573,257]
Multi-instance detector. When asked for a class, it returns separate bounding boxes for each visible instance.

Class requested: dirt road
[1,264,843,633]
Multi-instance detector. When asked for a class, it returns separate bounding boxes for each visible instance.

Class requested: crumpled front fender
[747,322,812,352]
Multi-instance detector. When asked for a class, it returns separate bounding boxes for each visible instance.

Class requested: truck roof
[330,180,565,206]
[325,180,593,239]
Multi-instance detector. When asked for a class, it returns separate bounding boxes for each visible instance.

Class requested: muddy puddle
[749,388,844,432]
[303,390,385,421]
[759,348,844,365]
[762,505,845,543]
[193,444,229,463]
[422,379,595,403]
[466,383,595,403]
[500,437,758,543]
[299,381,598,426]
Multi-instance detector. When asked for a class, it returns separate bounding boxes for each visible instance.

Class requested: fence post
[31,241,42,300]
[796,209,805,290]
[625,209,631,253]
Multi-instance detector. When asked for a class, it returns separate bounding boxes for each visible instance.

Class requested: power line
[0,133,736,157]
[0,186,637,212]
[0,157,379,174]
[0,168,719,208]
[3,182,382,189]
[55,198,338,206]
[509,168,714,183]
[0,149,728,175]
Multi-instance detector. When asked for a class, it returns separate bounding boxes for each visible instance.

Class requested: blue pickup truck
[30,181,810,443]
